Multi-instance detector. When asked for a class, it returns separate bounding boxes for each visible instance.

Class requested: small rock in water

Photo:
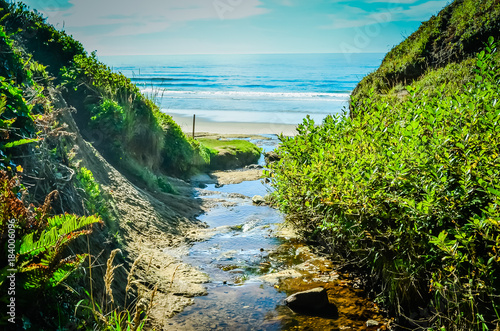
[246,164,263,169]
[284,287,330,311]
[265,151,281,165]
[366,319,380,327]
[252,195,266,205]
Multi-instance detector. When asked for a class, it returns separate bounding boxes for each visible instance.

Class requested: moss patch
[198,138,262,170]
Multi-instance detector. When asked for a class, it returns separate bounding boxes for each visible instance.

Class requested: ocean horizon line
[99,52,386,58]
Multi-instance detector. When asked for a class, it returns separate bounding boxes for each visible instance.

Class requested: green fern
[16,214,101,290]
[22,254,87,289]
[19,214,101,257]
[3,137,40,149]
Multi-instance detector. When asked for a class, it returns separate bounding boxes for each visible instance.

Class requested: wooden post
[192,114,196,139]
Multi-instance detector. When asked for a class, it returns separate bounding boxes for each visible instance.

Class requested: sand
[171,114,298,137]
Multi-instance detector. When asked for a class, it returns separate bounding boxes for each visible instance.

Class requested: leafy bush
[17,213,101,289]
[0,1,85,76]
[76,167,109,218]
[90,99,126,135]
[0,24,40,170]
[268,38,500,329]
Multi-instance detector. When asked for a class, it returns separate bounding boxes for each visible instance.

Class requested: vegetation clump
[351,0,500,115]
[0,0,199,328]
[268,37,500,329]
[198,138,262,170]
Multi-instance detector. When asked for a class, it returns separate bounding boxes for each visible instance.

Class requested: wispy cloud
[323,0,449,29]
[18,0,451,55]
[391,0,450,20]
[28,0,269,37]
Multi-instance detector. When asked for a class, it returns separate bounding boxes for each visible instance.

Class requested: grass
[350,0,500,115]
[198,138,262,170]
[198,138,261,155]
[76,250,157,331]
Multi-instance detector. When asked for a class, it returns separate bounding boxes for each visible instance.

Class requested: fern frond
[48,254,87,287]
[21,263,49,272]
[19,214,101,256]
[3,138,40,149]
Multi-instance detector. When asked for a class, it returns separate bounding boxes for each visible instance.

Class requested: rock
[252,195,266,205]
[295,246,312,256]
[284,287,330,311]
[259,269,302,284]
[190,173,217,186]
[245,164,263,169]
[264,151,281,165]
[366,319,380,327]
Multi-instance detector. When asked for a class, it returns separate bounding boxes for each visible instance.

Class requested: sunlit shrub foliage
[268,38,500,330]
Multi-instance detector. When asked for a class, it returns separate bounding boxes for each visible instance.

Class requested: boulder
[284,287,330,311]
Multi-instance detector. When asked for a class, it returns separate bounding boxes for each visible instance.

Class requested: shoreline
[171,114,298,137]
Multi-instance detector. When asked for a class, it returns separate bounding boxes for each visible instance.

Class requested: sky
[18,0,451,56]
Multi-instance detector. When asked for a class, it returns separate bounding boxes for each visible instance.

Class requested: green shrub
[268,38,500,329]
[0,1,85,76]
[0,24,43,171]
[76,167,108,218]
[90,99,126,135]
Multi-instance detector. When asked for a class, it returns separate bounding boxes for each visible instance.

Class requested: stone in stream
[252,195,266,206]
[284,287,334,315]
[245,164,263,169]
[265,151,281,165]
[252,195,266,205]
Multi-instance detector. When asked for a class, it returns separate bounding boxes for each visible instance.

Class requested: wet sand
[171,114,298,137]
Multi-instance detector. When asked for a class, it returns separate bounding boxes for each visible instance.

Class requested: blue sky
[19,0,450,55]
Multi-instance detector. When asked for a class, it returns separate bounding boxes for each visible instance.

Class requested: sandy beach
[171,114,298,137]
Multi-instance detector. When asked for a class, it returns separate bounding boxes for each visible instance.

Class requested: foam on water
[141,88,351,100]
[102,53,384,126]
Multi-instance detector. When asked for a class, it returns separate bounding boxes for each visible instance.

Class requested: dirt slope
[54,90,210,327]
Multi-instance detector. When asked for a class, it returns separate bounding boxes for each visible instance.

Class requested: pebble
[366,319,379,327]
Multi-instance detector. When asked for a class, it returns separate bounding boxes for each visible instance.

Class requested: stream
[165,137,389,330]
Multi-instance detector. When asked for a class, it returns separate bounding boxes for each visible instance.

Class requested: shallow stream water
[165,137,389,330]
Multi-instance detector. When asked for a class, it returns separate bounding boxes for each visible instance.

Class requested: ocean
[100,53,384,126]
